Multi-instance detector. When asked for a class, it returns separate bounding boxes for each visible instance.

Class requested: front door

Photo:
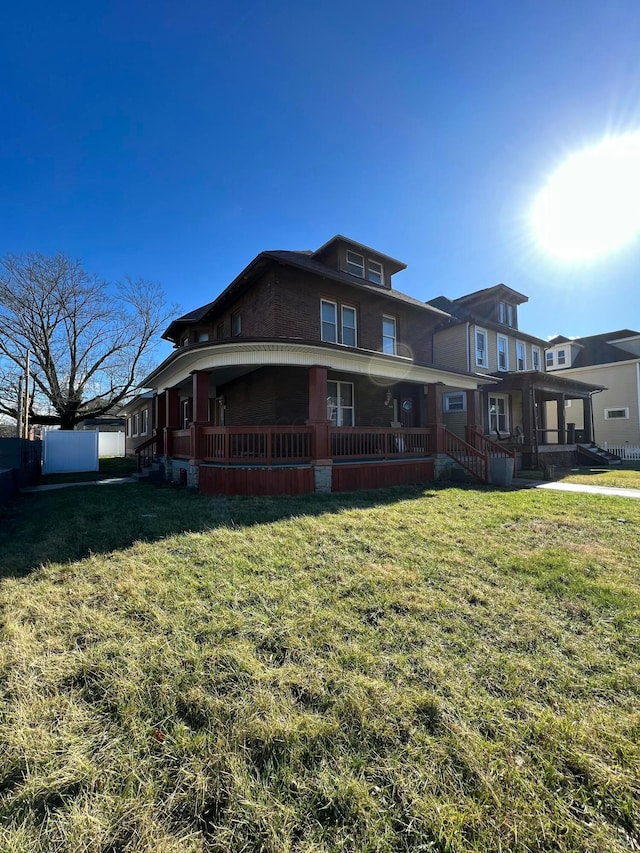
[400,396,417,428]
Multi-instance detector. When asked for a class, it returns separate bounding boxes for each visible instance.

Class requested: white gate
[42,431,99,475]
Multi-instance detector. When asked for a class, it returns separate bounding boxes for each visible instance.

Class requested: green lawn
[0,483,639,852]
[557,467,640,490]
[38,456,137,486]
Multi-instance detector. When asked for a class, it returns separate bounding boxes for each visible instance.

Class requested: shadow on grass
[0,481,440,579]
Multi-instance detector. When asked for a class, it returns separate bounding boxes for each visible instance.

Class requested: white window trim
[546,351,554,368]
[507,304,514,327]
[557,348,566,366]
[327,380,355,426]
[141,408,149,436]
[516,340,526,371]
[346,250,365,278]
[475,327,488,368]
[341,304,357,347]
[132,413,139,437]
[488,394,509,434]
[604,407,629,420]
[182,400,190,430]
[321,299,338,343]
[498,302,506,324]
[532,346,541,371]
[382,315,397,355]
[497,334,509,372]
[367,259,384,286]
[443,392,467,413]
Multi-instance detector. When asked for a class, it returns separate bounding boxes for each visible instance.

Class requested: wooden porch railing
[331,427,435,459]
[197,425,313,464]
[466,427,517,475]
[134,433,158,472]
[440,427,489,483]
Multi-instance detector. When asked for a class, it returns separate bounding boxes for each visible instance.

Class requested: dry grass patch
[0,483,639,851]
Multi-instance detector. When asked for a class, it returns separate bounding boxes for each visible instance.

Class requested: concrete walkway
[21,477,137,493]
[533,481,640,500]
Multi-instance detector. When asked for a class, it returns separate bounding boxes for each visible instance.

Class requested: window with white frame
[327,380,354,426]
[475,327,488,367]
[443,392,466,413]
[546,351,554,368]
[497,334,509,371]
[507,305,514,327]
[532,346,541,371]
[133,413,139,436]
[382,315,397,354]
[126,417,131,437]
[341,305,357,346]
[367,259,383,285]
[488,395,509,434]
[346,250,365,278]
[557,349,566,365]
[516,340,526,371]
[604,408,629,419]
[321,300,338,343]
[141,408,149,435]
[498,301,506,323]
[182,400,190,429]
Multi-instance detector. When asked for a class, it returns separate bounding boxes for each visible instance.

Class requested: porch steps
[132,461,165,483]
[576,443,622,466]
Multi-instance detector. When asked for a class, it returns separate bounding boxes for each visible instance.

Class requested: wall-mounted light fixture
[384,389,393,407]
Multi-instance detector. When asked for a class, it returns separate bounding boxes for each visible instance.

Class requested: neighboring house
[130,235,500,494]
[545,330,640,451]
[428,284,604,468]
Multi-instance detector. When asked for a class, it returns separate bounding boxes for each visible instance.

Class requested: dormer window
[367,260,384,285]
[498,301,515,327]
[557,349,566,365]
[346,250,365,278]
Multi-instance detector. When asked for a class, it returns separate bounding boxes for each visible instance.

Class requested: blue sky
[2,0,639,350]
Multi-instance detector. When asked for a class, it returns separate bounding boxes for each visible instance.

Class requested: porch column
[155,392,166,455]
[191,370,210,423]
[425,382,445,451]
[583,395,593,443]
[165,387,180,428]
[466,390,482,433]
[521,381,535,447]
[557,394,566,444]
[307,365,331,461]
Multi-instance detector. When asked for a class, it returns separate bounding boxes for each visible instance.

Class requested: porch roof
[142,339,498,392]
[489,370,605,397]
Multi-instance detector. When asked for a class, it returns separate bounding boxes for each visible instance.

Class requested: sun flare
[531,133,640,262]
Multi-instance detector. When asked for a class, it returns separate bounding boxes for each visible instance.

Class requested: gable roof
[555,330,640,368]
[453,283,529,306]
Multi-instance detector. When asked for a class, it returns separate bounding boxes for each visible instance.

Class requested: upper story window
[341,305,357,347]
[532,346,541,371]
[382,315,397,355]
[546,351,554,368]
[498,302,506,324]
[231,312,242,336]
[557,349,566,365]
[181,335,189,347]
[367,260,384,285]
[216,322,224,340]
[475,327,488,367]
[516,340,526,371]
[196,331,209,342]
[346,250,365,277]
[497,334,509,371]
[498,302,515,327]
[507,305,514,327]
[321,299,358,346]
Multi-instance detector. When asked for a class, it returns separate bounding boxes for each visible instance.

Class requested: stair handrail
[134,433,158,472]
[440,427,489,483]
[466,427,517,475]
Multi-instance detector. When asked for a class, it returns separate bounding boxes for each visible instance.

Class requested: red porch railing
[439,427,489,483]
[197,425,313,464]
[331,427,435,459]
[466,427,517,475]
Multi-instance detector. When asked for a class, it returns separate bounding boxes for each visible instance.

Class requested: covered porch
[481,371,605,469]
[137,340,505,493]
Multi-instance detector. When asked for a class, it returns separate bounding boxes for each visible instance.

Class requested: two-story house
[428,284,604,468]
[129,236,501,494]
[545,330,640,455]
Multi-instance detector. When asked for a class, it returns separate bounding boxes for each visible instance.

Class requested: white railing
[603,442,640,460]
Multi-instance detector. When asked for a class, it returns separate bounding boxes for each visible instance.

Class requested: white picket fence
[603,442,640,460]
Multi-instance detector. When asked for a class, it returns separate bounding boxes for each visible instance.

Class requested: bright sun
[531,132,640,262]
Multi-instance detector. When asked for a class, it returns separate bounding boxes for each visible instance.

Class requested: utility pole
[23,350,30,439]
[17,375,23,438]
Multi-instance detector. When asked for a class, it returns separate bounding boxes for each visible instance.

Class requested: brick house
[128,236,507,494]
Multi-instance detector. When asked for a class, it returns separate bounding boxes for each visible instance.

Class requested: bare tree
[0,253,175,430]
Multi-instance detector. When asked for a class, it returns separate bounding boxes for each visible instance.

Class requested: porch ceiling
[143,340,496,392]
